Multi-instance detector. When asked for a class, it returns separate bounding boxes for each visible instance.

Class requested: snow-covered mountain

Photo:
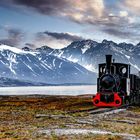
[1,39,139,86]
[50,39,140,73]
[0,44,96,86]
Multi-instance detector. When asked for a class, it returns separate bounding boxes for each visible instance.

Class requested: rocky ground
[0,95,140,140]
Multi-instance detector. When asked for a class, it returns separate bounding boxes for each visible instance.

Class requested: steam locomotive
[93,55,140,107]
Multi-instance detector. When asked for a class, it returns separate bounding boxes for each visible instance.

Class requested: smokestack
[106,55,112,74]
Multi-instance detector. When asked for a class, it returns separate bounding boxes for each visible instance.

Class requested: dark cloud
[0,28,24,47]
[103,26,140,43]
[10,0,68,15]
[34,31,84,48]
[103,28,132,38]
[25,43,36,48]
[0,0,104,23]
[0,39,16,46]
[8,28,23,39]
[44,31,84,41]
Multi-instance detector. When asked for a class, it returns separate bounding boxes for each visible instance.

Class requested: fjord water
[0,85,97,96]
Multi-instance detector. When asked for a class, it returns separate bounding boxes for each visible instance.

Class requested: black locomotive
[93,55,140,107]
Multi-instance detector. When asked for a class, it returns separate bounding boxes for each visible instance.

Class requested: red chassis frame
[93,92,122,107]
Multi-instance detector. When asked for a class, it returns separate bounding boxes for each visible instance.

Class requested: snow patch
[129,62,140,71]
[59,62,63,68]
[67,55,78,63]
[53,59,56,67]
[26,56,32,62]
[0,44,38,55]
[22,61,36,73]
[40,64,49,70]
[125,54,130,59]
[74,66,84,74]
[57,50,64,57]
[6,53,18,75]
[81,45,90,54]
[49,50,55,55]
[85,64,97,72]
[41,60,53,70]
[9,62,16,75]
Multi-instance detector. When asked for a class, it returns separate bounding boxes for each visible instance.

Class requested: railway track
[68,104,130,115]
[67,107,100,114]
[90,104,131,115]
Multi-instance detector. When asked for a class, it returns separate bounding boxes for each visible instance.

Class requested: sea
[0,85,97,96]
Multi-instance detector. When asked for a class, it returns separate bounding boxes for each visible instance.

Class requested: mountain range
[0,39,140,86]
[0,44,96,86]
[50,39,140,73]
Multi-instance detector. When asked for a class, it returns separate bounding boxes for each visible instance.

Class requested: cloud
[44,31,84,42]
[119,11,128,17]
[0,27,24,47]
[33,31,84,49]
[124,0,140,15]
[1,0,140,44]
[25,43,36,48]
[12,0,67,15]
[102,24,140,44]
[103,28,132,39]
[5,0,133,38]
[1,0,104,24]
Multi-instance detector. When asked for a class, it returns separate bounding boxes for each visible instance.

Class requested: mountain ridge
[0,38,139,86]
[42,39,140,73]
[0,44,96,86]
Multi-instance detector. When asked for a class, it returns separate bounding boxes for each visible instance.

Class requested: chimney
[106,55,112,74]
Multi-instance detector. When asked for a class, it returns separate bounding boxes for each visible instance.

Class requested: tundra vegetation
[0,95,139,140]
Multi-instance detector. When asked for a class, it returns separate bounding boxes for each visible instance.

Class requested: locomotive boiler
[93,55,140,107]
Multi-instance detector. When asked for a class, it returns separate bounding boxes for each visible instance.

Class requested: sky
[0,0,140,49]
